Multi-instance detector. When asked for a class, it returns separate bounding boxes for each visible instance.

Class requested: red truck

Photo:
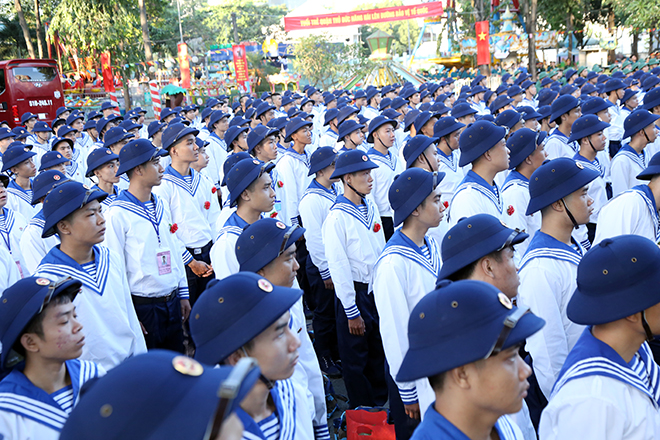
[0,59,66,128]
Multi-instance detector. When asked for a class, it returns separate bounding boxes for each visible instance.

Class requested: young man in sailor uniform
[51,137,84,183]
[236,219,330,440]
[433,116,466,206]
[397,279,545,440]
[86,148,121,211]
[103,127,135,191]
[610,109,659,197]
[367,115,401,240]
[447,120,509,228]
[373,168,445,439]
[540,235,660,440]
[336,119,365,153]
[516,158,599,417]
[603,79,627,157]
[190,272,311,440]
[0,173,27,277]
[319,108,340,149]
[3,145,39,222]
[19,171,65,275]
[0,276,104,440]
[298,147,342,378]
[103,139,190,352]
[247,124,287,222]
[502,129,547,260]
[35,181,147,370]
[204,110,230,188]
[322,150,388,409]
[28,121,53,170]
[544,95,581,160]
[360,89,381,122]
[594,152,660,245]
[210,158,275,280]
[153,123,216,304]
[67,113,93,157]
[570,115,610,247]
[278,117,313,226]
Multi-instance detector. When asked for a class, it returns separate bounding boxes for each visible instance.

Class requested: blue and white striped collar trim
[28,209,46,227]
[629,185,660,241]
[216,211,249,240]
[552,328,660,407]
[376,230,440,276]
[330,195,375,230]
[615,144,647,169]
[451,170,502,213]
[282,147,309,166]
[519,231,583,270]
[367,148,397,170]
[37,245,111,296]
[0,206,15,233]
[163,165,201,195]
[7,179,33,204]
[502,170,529,192]
[237,379,296,440]
[112,190,163,225]
[301,180,337,203]
[437,148,459,172]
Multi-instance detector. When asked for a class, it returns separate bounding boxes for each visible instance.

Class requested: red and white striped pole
[108,91,120,115]
[149,81,161,120]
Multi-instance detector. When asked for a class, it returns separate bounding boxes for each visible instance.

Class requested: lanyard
[0,213,11,254]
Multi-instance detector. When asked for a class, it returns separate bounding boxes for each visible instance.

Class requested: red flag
[232,45,249,93]
[475,21,490,66]
[100,52,115,93]
[178,43,190,89]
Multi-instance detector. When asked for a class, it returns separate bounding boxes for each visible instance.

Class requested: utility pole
[232,12,239,45]
[176,0,184,43]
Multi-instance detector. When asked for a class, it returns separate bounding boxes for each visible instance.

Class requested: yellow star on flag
[478,32,487,41]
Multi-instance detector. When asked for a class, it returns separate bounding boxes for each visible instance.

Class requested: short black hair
[12,289,77,357]
[446,249,504,282]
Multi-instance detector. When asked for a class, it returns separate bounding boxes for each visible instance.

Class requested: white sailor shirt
[0,245,20,292]
[277,147,312,225]
[298,180,339,279]
[520,97,538,109]
[412,405,524,440]
[0,207,27,278]
[360,105,380,122]
[6,179,39,222]
[209,211,248,280]
[436,148,465,206]
[27,140,49,171]
[367,148,403,219]
[594,184,659,245]
[544,130,578,160]
[322,195,385,318]
[19,209,60,275]
[373,230,440,415]
[448,170,503,228]
[610,144,649,197]
[153,166,217,263]
[606,105,625,142]
[36,245,148,370]
[205,132,228,186]
[540,328,660,440]
[318,128,339,149]
[103,191,189,299]
[0,359,104,440]
[502,171,540,262]
[517,232,585,399]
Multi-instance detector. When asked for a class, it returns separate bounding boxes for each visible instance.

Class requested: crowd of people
[1,57,660,439]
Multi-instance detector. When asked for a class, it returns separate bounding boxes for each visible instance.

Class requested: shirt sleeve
[102,208,128,270]
[373,255,418,404]
[298,196,330,279]
[209,234,240,280]
[322,213,359,318]
[518,264,571,399]
[279,159,304,225]
[609,158,631,198]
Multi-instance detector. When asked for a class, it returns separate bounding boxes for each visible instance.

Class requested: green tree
[355,0,421,56]
[202,0,287,46]
[293,34,372,89]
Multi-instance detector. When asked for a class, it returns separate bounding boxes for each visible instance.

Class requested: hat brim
[367,120,397,143]
[194,286,303,365]
[623,115,660,139]
[229,162,276,207]
[164,127,200,150]
[116,148,168,176]
[434,121,465,139]
[397,310,545,382]
[1,278,82,369]
[330,159,378,179]
[404,137,439,168]
[39,157,69,172]
[42,190,108,238]
[284,121,313,143]
[393,172,445,226]
[240,227,306,273]
[568,120,611,143]
[1,151,37,172]
[458,125,507,167]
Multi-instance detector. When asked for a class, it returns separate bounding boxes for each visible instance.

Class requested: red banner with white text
[284,2,444,31]
[232,45,249,93]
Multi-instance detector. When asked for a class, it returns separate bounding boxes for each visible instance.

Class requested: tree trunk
[607,8,615,65]
[138,0,153,63]
[33,0,44,58]
[14,0,35,59]
[632,31,639,59]
[528,0,538,80]
[566,14,573,66]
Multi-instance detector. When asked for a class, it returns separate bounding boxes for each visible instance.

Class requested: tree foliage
[293,34,373,89]
[605,0,660,29]
[202,0,287,46]
[355,0,421,56]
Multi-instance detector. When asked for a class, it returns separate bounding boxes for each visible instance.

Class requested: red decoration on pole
[232,45,249,94]
[100,52,115,93]
[475,21,490,66]
[178,42,191,89]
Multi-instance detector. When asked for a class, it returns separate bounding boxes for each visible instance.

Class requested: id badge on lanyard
[157,248,172,275]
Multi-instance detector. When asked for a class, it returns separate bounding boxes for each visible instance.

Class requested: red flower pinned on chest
[169,223,178,233]
[277,181,284,188]
[443,201,449,209]
[204,201,211,210]
[270,211,278,218]
[373,223,381,233]
[211,187,217,194]
[507,205,515,216]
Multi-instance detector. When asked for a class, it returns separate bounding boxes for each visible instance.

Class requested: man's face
[94,160,120,184]
[13,157,37,178]
[0,181,7,209]
[565,107,582,127]
[488,138,510,172]
[246,311,300,381]
[171,134,199,163]
[345,169,373,195]
[140,157,165,186]
[464,343,532,416]
[256,136,278,162]
[272,95,282,108]
[23,298,85,362]
[260,242,299,288]
[564,184,594,225]
[54,142,73,160]
[413,187,444,227]
[243,172,275,213]
[374,124,395,148]
[292,126,312,146]
[71,119,84,133]
[60,199,106,246]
